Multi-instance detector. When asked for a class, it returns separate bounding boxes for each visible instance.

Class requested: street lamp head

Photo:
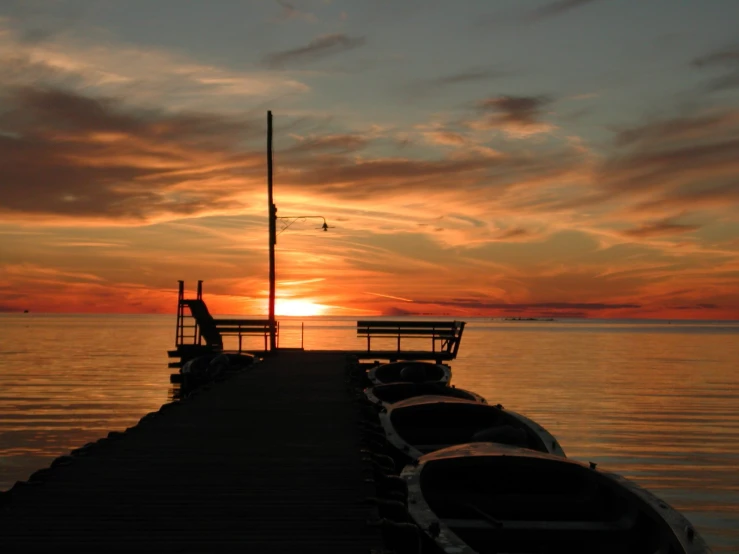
[322,221,329,232]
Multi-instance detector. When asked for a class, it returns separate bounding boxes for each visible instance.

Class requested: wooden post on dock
[267,111,277,351]
[176,280,184,346]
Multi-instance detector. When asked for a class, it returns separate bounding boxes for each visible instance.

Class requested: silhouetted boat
[365,382,486,409]
[180,353,256,389]
[402,443,711,554]
[367,361,451,386]
[379,396,565,462]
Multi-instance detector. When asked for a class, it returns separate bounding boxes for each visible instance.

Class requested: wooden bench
[356,320,465,361]
[213,319,277,352]
[181,300,276,352]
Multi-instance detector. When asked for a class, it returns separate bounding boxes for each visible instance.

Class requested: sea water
[1,314,737,551]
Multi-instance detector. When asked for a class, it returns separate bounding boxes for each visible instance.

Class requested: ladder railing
[175,281,275,353]
[176,280,204,347]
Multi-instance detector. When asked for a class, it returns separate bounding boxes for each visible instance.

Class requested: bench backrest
[449,321,465,356]
[357,320,466,355]
[213,319,276,335]
[357,321,458,332]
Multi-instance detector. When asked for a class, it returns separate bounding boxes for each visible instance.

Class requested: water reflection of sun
[275,299,327,317]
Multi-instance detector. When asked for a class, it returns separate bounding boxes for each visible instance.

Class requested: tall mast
[267,111,277,351]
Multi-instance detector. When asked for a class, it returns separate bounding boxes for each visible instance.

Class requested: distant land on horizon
[2,309,739,324]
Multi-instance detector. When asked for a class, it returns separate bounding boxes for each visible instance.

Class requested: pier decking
[0,352,383,553]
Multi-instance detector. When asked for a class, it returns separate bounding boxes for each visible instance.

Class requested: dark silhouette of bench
[356,320,465,362]
[183,300,276,352]
[212,319,276,352]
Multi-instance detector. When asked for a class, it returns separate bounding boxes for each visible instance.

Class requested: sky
[1,0,738,319]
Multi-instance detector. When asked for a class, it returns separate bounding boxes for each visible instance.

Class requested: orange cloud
[0,23,737,319]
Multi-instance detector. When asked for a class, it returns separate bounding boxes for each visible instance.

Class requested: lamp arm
[275,215,328,236]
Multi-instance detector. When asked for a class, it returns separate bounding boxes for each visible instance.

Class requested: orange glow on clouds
[1,16,738,320]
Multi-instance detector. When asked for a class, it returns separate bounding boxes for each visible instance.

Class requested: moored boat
[378,396,565,462]
[402,443,711,554]
[367,361,451,386]
[365,382,486,409]
[180,352,256,390]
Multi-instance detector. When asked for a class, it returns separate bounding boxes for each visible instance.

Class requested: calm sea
[1,314,737,551]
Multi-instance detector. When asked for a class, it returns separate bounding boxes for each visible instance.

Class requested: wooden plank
[213,319,274,326]
[216,327,271,334]
[0,352,383,553]
[359,330,455,337]
[357,321,457,329]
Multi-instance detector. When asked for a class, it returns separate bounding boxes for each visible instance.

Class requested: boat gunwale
[364,383,487,409]
[401,443,712,554]
[366,361,452,386]
[378,397,567,461]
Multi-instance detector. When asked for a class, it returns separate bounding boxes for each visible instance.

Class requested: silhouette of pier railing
[357,320,465,364]
[171,281,277,363]
[171,281,466,367]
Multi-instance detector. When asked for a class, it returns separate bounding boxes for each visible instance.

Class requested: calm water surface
[1,314,738,551]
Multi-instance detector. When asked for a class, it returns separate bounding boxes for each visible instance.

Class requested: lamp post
[267,111,276,350]
[266,111,330,351]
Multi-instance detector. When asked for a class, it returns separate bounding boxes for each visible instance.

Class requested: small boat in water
[379,396,565,461]
[365,382,486,409]
[367,361,451,386]
[402,443,711,554]
[180,353,256,389]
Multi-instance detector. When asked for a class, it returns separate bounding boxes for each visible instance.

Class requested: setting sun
[274,299,327,317]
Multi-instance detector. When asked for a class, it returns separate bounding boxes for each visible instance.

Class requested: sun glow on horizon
[274,298,328,317]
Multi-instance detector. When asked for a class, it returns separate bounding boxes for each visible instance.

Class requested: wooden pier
[0,352,384,553]
[170,281,465,366]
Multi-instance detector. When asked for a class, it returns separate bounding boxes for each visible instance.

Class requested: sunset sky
[1,0,738,319]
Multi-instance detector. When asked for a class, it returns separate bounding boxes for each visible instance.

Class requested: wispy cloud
[0,19,309,109]
[534,108,739,220]
[424,299,642,311]
[601,111,739,202]
[527,0,602,21]
[692,44,739,91]
[496,227,530,240]
[469,95,555,135]
[286,133,370,154]
[692,45,739,69]
[479,96,552,126]
[423,130,468,146]
[4,263,106,283]
[364,292,414,302]
[481,0,602,27]
[621,218,700,238]
[405,68,509,100]
[273,0,318,23]
[614,110,739,146]
[632,181,739,214]
[0,82,584,233]
[262,33,366,69]
[426,68,507,87]
[0,86,263,223]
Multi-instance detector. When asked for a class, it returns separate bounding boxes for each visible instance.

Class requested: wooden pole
[176,280,184,346]
[267,111,277,351]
